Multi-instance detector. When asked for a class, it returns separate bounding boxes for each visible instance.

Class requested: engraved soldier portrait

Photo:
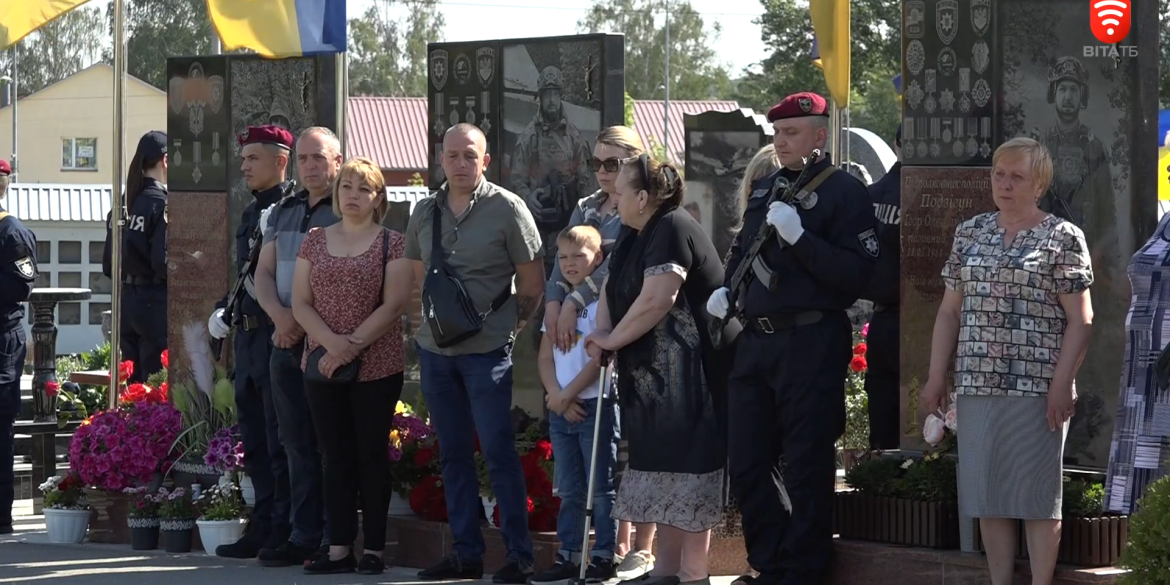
[509,65,595,274]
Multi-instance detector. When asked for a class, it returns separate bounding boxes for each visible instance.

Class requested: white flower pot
[44,508,91,544]
[388,492,412,516]
[239,474,255,507]
[481,496,498,527]
[196,519,245,554]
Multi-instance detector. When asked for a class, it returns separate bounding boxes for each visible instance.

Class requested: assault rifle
[708,149,821,350]
[210,221,264,361]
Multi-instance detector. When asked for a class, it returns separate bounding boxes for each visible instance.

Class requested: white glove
[767,202,805,245]
[706,287,730,319]
[258,204,275,237]
[208,308,231,339]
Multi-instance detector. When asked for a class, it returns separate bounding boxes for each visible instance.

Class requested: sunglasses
[588,157,623,173]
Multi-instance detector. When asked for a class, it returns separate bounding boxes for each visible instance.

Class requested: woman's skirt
[956,394,1067,520]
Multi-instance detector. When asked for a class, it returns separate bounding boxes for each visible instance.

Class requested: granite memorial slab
[164,192,228,380]
[166,57,230,193]
[683,108,773,260]
[426,40,504,189]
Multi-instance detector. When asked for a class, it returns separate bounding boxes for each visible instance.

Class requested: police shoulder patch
[858,228,880,258]
[15,256,34,278]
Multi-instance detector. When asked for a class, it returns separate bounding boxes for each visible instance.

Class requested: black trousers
[120,284,167,383]
[728,313,851,585]
[234,325,290,537]
[305,372,403,551]
[864,310,900,451]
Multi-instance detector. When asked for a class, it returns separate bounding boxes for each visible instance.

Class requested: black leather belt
[239,314,271,332]
[873,304,898,313]
[745,311,823,334]
[122,276,165,285]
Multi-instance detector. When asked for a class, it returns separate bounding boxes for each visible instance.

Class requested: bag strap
[796,166,838,199]
[430,203,445,268]
[376,227,389,308]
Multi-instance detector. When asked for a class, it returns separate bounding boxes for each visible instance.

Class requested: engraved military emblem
[798,191,818,210]
[430,50,448,91]
[858,229,880,258]
[476,47,495,88]
[208,75,224,114]
[797,97,812,112]
[924,95,936,114]
[938,47,957,77]
[936,0,958,46]
[966,137,979,157]
[15,257,34,278]
[906,40,926,76]
[905,1,926,39]
[185,62,206,137]
[971,0,991,37]
[940,89,955,112]
[953,140,965,157]
[453,53,471,86]
[972,41,989,75]
[917,141,928,158]
[906,80,925,110]
[972,78,991,108]
[168,76,185,114]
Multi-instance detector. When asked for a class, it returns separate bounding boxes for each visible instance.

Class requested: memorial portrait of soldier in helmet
[501,39,603,278]
[998,0,1146,466]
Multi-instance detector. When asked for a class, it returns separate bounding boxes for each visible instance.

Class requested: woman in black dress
[585,154,726,585]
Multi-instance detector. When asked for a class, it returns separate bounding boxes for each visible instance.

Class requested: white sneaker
[615,550,654,581]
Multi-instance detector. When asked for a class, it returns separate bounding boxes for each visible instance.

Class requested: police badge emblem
[208,75,224,114]
[905,1,925,39]
[453,54,471,86]
[795,190,818,210]
[430,50,448,91]
[15,257,34,278]
[936,0,958,45]
[972,41,989,75]
[476,47,495,88]
[858,229,880,258]
[797,97,812,112]
[168,76,185,115]
[971,0,991,38]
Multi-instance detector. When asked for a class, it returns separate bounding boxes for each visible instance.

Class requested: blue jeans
[418,343,535,564]
[550,397,619,562]
[270,342,327,547]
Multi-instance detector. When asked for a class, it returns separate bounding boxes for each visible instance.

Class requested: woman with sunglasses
[542,125,658,580]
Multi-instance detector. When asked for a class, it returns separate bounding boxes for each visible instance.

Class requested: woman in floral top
[921,137,1094,585]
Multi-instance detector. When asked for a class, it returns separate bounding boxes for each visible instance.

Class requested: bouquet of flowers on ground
[170,324,236,464]
[40,474,89,510]
[483,421,557,531]
[841,324,871,452]
[197,482,243,521]
[389,400,437,499]
[69,401,182,491]
[204,425,244,474]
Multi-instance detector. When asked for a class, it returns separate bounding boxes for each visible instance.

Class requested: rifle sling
[750,166,839,286]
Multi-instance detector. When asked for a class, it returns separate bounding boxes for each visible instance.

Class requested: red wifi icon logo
[1089,0,1131,44]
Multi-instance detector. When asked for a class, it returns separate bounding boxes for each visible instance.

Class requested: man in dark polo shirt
[407,123,545,584]
[253,126,341,566]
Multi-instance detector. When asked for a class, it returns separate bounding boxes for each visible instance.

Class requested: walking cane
[574,351,613,585]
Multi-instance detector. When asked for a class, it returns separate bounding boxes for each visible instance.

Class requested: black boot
[215,522,270,559]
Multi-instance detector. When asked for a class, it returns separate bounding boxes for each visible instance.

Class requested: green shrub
[843,457,906,498]
[1062,477,1104,518]
[1119,475,1170,585]
[843,453,958,502]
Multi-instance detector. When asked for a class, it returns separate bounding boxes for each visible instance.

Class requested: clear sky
[91,0,768,77]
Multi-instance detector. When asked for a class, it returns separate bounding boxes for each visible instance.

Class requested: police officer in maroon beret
[706,92,879,585]
[209,124,299,559]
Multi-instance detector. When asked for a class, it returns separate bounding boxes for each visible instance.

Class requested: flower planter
[482,496,498,527]
[160,519,195,553]
[44,508,91,543]
[128,517,160,550]
[196,519,244,555]
[239,474,255,508]
[169,459,221,491]
[388,492,413,516]
[85,488,133,544]
[973,515,1129,567]
[834,492,960,550]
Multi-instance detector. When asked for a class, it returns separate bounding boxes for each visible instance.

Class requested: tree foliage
[104,0,217,89]
[1160,0,1170,109]
[624,90,635,127]
[348,0,445,97]
[0,6,104,95]
[577,0,731,101]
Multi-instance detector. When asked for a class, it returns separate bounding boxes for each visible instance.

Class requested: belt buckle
[756,317,774,334]
[242,315,257,331]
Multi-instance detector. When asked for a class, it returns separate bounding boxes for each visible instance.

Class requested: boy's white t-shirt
[541,300,608,400]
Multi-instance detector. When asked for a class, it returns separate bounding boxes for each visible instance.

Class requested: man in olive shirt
[407,123,545,584]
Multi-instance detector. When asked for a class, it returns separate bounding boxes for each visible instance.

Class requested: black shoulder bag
[304,228,389,385]
[422,204,511,348]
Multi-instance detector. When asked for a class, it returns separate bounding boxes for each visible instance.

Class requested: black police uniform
[725,154,878,584]
[0,202,37,532]
[102,177,168,383]
[862,160,901,450]
[216,180,296,553]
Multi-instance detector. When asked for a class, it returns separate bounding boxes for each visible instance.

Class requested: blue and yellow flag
[809,0,850,107]
[0,0,92,48]
[208,0,347,58]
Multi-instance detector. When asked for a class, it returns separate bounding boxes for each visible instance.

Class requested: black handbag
[304,228,389,385]
[422,203,511,348]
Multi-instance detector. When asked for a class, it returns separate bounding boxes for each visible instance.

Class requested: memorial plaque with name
[901,0,999,166]
[165,192,229,380]
[898,166,996,451]
[167,57,230,192]
[426,41,503,189]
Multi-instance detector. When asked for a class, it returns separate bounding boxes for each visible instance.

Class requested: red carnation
[45,381,59,397]
[160,349,169,368]
[533,439,553,460]
[853,343,867,356]
[116,360,134,383]
[414,446,434,467]
[849,356,867,373]
[158,382,169,401]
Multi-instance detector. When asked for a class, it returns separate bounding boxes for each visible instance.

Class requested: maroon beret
[238,125,294,150]
[767,92,830,122]
[0,159,9,176]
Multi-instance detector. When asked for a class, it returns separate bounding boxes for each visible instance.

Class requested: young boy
[531,225,620,583]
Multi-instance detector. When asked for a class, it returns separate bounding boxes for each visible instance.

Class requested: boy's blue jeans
[549,396,620,562]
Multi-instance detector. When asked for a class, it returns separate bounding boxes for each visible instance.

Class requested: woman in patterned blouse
[921,137,1094,585]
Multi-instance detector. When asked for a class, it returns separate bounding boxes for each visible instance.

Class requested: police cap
[135,131,168,161]
[767,92,830,122]
[0,159,10,176]
[239,125,294,150]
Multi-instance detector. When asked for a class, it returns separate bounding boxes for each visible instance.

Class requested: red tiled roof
[345,97,742,171]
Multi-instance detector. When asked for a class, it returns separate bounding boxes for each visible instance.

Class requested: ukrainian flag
[0,0,92,48]
[208,0,347,58]
[809,0,850,108]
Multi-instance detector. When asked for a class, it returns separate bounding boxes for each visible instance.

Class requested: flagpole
[336,52,347,159]
[107,0,126,406]
[829,99,839,164]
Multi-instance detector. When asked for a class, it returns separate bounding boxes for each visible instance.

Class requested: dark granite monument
[897,0,1159,467]
[682,108,773,260]
[165,54,339,377]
